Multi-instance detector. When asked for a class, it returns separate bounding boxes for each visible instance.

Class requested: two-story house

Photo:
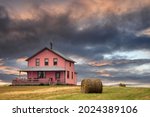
[12,47,77,85]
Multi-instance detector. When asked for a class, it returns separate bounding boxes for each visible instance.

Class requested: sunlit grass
[0,86,149,100]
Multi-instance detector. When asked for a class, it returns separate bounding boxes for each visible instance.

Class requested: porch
[12,78,60,86]
[12,66,66,86]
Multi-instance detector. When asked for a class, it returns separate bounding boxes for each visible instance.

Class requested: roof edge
[26,47,75,63]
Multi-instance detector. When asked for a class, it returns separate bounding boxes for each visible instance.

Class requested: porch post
[64,71,66,84]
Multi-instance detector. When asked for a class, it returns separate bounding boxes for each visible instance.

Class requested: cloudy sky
[0,0,150,85]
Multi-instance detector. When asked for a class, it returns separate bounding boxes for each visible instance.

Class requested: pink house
[12,47,77,85]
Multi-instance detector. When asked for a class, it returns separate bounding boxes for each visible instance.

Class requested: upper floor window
[36,58,40,66]
[44,58,49,66]
[69,62,72,67]
[53,58,58,66]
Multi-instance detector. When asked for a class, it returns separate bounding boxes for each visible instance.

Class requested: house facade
[12,47,77,85]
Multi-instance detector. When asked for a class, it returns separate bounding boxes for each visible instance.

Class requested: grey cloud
[1,4,150,59]
[91,59,150,68]
[102,76,150,84]
[0,73,17,82]
[0,6,9,33]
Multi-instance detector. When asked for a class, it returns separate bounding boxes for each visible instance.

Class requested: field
[0,86,150,100]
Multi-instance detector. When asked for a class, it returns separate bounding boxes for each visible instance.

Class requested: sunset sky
[0,0,150,86]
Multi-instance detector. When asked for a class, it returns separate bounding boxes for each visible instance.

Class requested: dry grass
[3,86,77,95]
[0,86,149,100]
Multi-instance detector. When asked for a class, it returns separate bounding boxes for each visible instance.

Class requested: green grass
[0,86,149,100]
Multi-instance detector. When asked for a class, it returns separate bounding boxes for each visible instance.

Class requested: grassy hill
[0,86,149,100]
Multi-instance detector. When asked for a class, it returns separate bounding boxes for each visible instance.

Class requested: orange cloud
[9,0,150,21]
[0,58,27,75]
[0,59,4,66]
[0,65,19,75]
[89,60,112,67]
[16,57,28,63]
[136,28,150,37]
[97,70,112,77]
[0,65,26,76]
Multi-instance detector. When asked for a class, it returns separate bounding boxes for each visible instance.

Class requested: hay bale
[119,83,126,87]
[81,79,103,93]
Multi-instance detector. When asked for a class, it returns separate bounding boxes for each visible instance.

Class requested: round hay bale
[119,83,126,87]
[81,79,103,93]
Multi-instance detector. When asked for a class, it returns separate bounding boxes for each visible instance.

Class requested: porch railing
[12,78,51,85]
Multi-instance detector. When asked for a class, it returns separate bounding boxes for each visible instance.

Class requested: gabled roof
[26,47,75,62]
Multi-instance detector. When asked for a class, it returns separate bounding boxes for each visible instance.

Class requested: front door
[55,72,60,83]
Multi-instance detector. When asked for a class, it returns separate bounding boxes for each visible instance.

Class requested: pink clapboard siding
[65,61,76,85]
[26,48,77,85]
[27,71,65,84]
[28,49,65,67]
[12,47,77,85]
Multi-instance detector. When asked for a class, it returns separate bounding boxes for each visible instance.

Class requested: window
[72,72,73,79]
[69,62,72,67]
[38,71,46,78]
[67,71,69,79]
[44,58,49,66]
[53,58,58,66]
[36,58,40,66]
[55,72,60,79]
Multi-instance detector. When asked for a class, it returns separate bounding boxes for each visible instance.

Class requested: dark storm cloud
[0,0,150,85]
[75,64,97,80]
[0,73,17,82]
[0,4,76,58]
[101,76,150,84]
[90,59,150,68]
[0,3,150,59]
[0,6,9,33]
[77,69,150,83]
[88,58,150,83]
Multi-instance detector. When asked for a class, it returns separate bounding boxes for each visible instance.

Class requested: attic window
[44,58,49,66]
[36,58,40,66]
[53,58,58,66]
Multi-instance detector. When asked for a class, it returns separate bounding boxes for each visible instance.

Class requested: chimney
[50,42,53,50]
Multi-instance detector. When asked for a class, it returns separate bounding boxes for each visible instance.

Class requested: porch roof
[20,66,65,72]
